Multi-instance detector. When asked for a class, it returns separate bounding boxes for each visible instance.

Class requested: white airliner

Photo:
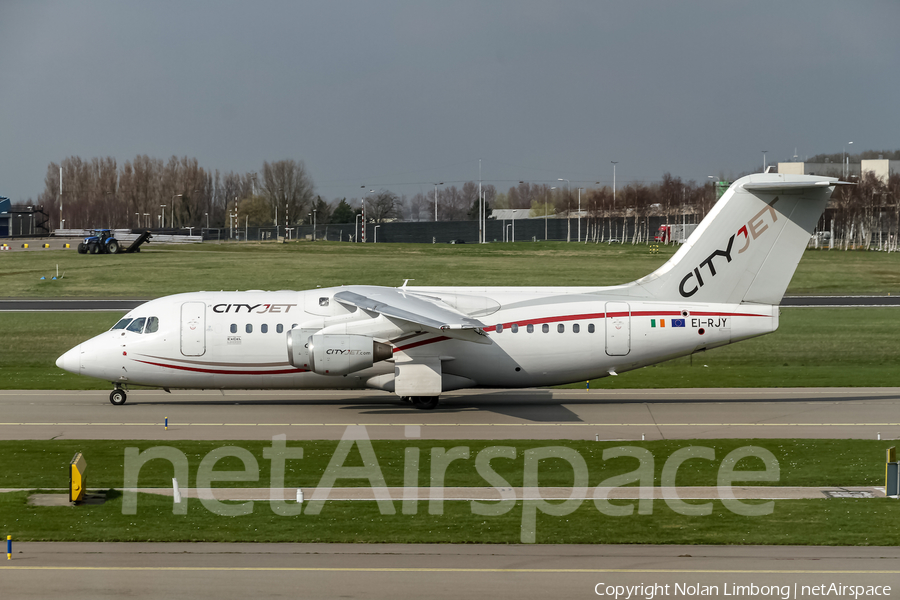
[57,173,841,409]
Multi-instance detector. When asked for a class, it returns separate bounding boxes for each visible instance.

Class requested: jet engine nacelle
[286,328,320,370]
[306,333,393,376]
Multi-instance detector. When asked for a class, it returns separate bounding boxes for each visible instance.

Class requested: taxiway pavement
[1,543,898,600]
[1,387,898,440]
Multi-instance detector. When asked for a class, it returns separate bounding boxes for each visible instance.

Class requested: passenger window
[292,323,298,328]
[261,324,268,334]
[111,318,132,330]
[496,324,503,333]
[527,324,534,333]
[542,324,549,333]
[246,324,253,334]
[511,324,518,333]
[319,297,330,307]
[276,324,284,334]
[230,324,237,334]
[573,324,580,333]
[558,324,564,333]
[126,318,146,333]
[145,317,159,333]
[588,324,595,333]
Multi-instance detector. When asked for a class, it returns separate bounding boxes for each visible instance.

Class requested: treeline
[34,156,900,250]
[38,156,316,230]
[827,172,900,250]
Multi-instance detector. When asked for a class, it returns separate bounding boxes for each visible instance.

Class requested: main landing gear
[402,396,440,410]
[109,386,127,406]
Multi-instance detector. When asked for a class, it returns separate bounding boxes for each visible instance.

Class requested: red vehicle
[654,224,696,243]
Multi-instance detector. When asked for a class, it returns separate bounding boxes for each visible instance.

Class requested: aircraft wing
[333,288,491,344]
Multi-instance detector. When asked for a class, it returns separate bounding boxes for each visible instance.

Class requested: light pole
[611,162,619,241]
[160,205,166,228]
[135,213,139,228]
[577,188,584,242]
[843,141,853,178]
[558,179,570,242]
[708,175,720,206]
[312,209,317,241]
[432,182,443,221]
[205,212,209,230]
[512,209,516,243]
[173,194,185,228]
[361,188,374,242]
[547,187,556,241]
[143,213,150,228]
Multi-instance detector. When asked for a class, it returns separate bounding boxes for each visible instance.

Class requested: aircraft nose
[56,344,82,374]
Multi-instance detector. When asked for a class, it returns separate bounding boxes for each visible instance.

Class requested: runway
[1,543,897,600]
[2,387,898,440]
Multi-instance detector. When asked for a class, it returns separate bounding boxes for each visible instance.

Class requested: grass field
[3,240,900,297]
[0,438,896,545]
[0,439,893,489]
[2,492,897,545]
[3,307,900,389]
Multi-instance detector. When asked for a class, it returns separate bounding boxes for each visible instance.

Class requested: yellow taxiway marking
[1,566,899,574]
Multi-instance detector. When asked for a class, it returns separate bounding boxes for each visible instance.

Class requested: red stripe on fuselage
[134,359,306,376]
[482,309,767,332]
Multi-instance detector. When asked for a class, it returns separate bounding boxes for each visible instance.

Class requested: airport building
[778,158,900,182]
[0,197,10,237]
[0,200,50,238]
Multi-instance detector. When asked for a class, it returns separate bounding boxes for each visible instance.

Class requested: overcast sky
[1,1,898,204]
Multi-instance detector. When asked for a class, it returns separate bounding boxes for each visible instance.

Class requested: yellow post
[6,535,10,560]
[70,452,87,503]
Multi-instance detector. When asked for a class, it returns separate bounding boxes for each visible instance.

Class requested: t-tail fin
[632,173,842,305]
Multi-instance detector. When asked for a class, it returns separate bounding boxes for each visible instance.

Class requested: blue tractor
[77,229,121,254]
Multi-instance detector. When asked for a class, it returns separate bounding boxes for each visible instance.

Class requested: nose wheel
[410,396,439,410]
[109,388,127,405]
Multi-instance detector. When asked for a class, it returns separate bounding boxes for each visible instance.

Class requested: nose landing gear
[109,387,127,405]
[402,396,440,410]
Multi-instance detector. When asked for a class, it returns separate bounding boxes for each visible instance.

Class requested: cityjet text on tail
[57,174,843,409]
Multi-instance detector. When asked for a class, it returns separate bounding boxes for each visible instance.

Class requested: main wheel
[412,396,439,410]
[77,242,87,254]
[89,243,100,254]
[106,240,120,254]
[109,389,127,405]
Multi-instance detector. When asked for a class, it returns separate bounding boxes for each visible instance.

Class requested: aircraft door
[605,301,631,356]
[181,302,206,356]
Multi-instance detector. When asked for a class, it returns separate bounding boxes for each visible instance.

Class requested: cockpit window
[111,318,132,330]
[126,317,146,333]
[145,316,159,334]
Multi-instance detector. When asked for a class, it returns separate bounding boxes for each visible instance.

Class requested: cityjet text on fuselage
[212,303,297,314]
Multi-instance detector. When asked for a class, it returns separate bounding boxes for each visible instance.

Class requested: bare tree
[367,190,401,223]
[260,159,315,226]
